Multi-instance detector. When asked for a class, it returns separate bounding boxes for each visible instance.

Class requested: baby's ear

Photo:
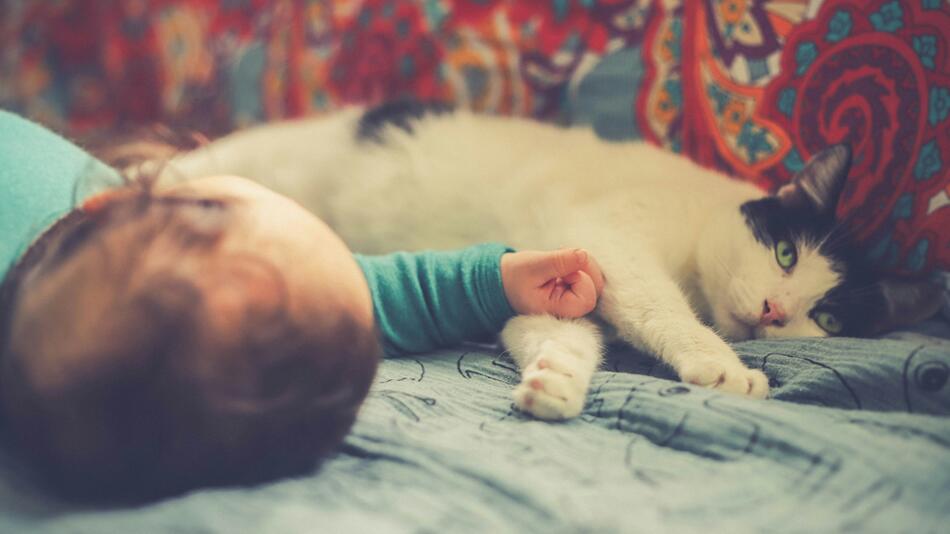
[776,145,852,216]
[871,277,946,335]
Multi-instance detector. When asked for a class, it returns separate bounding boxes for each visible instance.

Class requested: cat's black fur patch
[740,198,887,337]
[357,99,454,143]
[740,198,832,249]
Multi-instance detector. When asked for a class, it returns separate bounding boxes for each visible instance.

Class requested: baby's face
[159,175,374,336]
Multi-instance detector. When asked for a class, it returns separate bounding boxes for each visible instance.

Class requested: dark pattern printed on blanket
[0,327,947,533]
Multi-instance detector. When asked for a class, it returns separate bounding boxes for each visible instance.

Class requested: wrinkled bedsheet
[0,324,948,533]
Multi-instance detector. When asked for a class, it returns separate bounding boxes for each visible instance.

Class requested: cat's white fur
[167,108,842,419]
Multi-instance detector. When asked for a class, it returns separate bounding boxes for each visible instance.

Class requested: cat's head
[701,145,944,341]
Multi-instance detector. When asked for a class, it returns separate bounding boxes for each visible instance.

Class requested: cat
[167,101,943,420]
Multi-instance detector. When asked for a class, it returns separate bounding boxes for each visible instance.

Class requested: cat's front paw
[513,348,591,420]
[678,357,769,399]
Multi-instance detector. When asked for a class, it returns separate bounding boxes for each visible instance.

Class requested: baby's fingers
[549,271,597,318]
[577,254,605,296]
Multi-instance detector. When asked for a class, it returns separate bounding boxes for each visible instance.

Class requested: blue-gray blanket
[0,324,948,533]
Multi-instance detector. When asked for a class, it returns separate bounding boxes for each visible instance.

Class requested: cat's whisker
[712,252,758,312]
[817,215,861,253]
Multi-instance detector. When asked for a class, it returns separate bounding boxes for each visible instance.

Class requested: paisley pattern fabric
[2,0,948,275]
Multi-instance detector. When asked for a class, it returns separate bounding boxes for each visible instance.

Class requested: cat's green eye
[815,311,842,334]
[775,240,797,270]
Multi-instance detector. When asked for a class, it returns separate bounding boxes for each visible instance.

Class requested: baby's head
[0,175,380,501]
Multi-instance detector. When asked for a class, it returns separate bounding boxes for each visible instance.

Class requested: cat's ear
[776,145,852,215]
[871,277,946,334]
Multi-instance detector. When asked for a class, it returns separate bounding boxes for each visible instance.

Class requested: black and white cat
[168,102,942,420]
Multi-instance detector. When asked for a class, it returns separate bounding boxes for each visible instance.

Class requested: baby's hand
[500,249,606,319]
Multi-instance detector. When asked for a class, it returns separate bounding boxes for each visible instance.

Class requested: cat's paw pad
[513,353,588,420]
[679,359,769,399]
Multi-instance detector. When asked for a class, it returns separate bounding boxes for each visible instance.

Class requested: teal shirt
[356,245,516,357]
[0,111,120,281]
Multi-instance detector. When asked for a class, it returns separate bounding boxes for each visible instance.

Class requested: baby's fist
[500,248,605,318]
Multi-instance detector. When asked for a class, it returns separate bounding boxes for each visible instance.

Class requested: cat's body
[168,102,940,419]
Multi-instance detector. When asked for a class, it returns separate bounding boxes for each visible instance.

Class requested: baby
[0,112,604,501]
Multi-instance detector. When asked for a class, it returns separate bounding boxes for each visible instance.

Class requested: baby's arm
[355,244,603,357]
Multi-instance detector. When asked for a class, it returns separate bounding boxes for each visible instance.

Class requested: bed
[0,318,947,533]
[2,2,948,532]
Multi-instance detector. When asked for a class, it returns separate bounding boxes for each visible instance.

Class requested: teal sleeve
[0,111,121,281]
[355,243,517,357]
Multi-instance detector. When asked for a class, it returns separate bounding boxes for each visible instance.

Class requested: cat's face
[699,146,941,341]
[704,198,882,341]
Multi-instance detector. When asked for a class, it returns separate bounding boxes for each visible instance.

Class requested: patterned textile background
[1,0,948,275]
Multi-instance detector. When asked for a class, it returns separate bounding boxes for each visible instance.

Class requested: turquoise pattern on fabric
[907,238,930,272]
[795,41,817,75]
[870,1,905,33]
[913,34,937,69]
[778,88,796,116]
[892,193,914,219]
[737,122,772,163]
[914,139,942,180]
[825,10,852,43]
[782,147,805,172]
[929,85,949,125]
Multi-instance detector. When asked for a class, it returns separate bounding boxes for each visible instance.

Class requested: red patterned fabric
[1,0,947,274]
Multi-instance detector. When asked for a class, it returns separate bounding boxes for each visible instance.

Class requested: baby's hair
[0,148,380,502]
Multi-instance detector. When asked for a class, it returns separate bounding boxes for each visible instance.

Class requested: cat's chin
[719,313,757,341]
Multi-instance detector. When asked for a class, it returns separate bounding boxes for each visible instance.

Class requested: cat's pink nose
[760,299,786,327]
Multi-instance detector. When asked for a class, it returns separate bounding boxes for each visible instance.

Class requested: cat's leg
[597,262,769,399]
[499,315,604,420]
